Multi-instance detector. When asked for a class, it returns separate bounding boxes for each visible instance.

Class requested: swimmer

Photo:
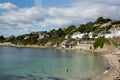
[66,69,68,72]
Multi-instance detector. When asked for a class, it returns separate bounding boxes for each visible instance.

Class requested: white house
[72,32,98,39]
[112,24,120,28]
[88,32,93,38]
[71,32,85,39]
[65,35,72,39]
[38,32,50,40]
[38,33,45,39]
[24,36,29,40]
[104,27,120,38]
[104,33,113,38]
[93,24,101,27]
[100,22,112,28]
[110,28,120,37]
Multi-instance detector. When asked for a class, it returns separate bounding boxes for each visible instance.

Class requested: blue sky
[0,0,34,8]
[0,0,73,8]
[0,0,120,37]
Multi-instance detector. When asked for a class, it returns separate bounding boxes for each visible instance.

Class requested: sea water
[0,47,107,80]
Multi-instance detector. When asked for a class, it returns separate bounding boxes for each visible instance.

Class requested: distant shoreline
[0,42,120,80]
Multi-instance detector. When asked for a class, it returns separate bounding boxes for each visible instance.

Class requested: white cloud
[74,0,120,5]
[102,0,120,4]
[0,0,120,36]
[0,2,17,11]
[4,7,44,24]
[41,0,120,28]
[39,18,72,28]
[0,2,46,36]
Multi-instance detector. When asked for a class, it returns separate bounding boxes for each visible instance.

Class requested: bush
[0,36,5,43]
[94,37,105,49]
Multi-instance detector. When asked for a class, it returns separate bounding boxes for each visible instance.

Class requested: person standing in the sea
[66,69,68,72]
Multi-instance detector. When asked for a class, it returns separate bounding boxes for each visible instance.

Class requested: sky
[0,0,120,37]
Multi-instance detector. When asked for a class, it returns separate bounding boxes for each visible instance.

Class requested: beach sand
[92,54,120,80]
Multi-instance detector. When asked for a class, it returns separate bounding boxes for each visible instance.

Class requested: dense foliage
[0,36,5,43]
[64,25,77,35]
[0,17,119,47]
[94,37,105,49]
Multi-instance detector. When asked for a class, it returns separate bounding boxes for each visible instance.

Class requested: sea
[0,47,108,80]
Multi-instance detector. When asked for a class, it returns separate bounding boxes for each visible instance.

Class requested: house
[38,32,50,40]
[104,33,113,38]
[61,40,72,48]
[75,40,94,50]
[38,33,45,39]
[93,24,101,27]
[61,40,67,48]
[98,32,104,37]
[71,32,85,39]
[92,33,99,38]
[103,25,120,38]
[109,28,120,37]
[112,24,120,37]
[24,36,29,40]
[100,22,112,28]
[112,24,120,28]
[65,35,72,39]
[88,32,93,39]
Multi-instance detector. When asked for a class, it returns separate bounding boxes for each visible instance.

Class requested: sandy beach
[92,54,120,80]
[102,54,120,80]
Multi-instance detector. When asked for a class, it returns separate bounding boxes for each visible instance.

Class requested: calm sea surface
[0,47,107,80]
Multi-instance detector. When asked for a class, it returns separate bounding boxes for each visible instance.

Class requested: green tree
[77,22,94,33]
[16,35,26,45]
[94,37,105,49]
[29,34,39,44]
[56,28,65,37]
[0,35,5,43]
[112,21,120,24]
[77,24,86,33]
[105,18,112,22]
[84,22,94,33]
[96,17,106,24]
[49,29,58,39]
[5,36,15,43]
[65,25,77,35]
[82,34,90,40]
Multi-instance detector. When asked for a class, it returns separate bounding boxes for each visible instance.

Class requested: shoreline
[0,43,120,80]
[92,54,120,80]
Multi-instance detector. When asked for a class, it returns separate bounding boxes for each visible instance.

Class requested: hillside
[0,17,120,49]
